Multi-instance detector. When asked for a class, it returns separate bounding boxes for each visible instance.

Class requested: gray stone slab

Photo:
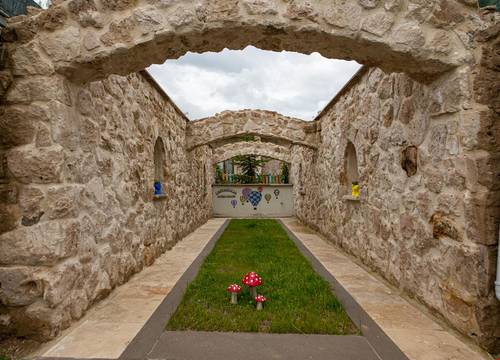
[148,331,381,360]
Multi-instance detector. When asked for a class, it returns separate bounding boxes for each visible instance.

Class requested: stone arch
[188,110,319,150]
[212,141,292,165]
[4,0,474,85]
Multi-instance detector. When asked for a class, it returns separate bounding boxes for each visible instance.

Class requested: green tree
[232,155,268,184]
[281,162,290,184]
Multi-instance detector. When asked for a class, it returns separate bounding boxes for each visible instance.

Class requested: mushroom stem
[250,287,257,298]
[256,302,263,311]
[230,292,238,304]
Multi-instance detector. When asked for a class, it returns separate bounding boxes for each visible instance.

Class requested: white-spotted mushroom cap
[255,295,267,303]
[227,284,241,293]
[242,272,262,287]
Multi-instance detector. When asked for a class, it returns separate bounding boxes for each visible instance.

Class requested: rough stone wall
[295,61,499,351]
[0,72,211,340]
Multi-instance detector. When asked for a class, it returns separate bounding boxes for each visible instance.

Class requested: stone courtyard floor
[33,218,490,360]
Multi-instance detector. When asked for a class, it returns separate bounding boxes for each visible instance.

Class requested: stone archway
[3,0,474,84]
[212,141,292,165]
[187,110,318,150]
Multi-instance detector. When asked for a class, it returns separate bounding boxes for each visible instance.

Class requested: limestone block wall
[295,64,499,351]
[0,72,211,339]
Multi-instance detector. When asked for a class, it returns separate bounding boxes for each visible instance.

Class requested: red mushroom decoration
[227,284,241,304]
[242,272,262,298]
[255,295,266,310]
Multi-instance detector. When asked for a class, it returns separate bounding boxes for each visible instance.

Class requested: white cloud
[148,46,361,121]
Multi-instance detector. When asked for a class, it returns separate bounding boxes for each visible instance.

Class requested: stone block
[40,26,80,63]
[39,259,84,307]
[0,266,43,306]
[0,105,44,148]
[5,76,72,106]
[0,220,79,266]
[7,146,65,184]
[361,11,395,37]
[11,41,55,76]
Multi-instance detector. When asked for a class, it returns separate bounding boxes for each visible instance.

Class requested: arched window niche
[203,164,208,195]
[343,141,361,201]
[153,137,167,199]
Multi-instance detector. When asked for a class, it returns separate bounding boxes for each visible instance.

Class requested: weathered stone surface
[0,204,19,234]
[0,266,43,306]
[0,106,41,148]
[100,17,136,46]
[429,0,465,29]
[361,11,395,37]
[46,185,82,220]
[243,0,278,15]
[40,26,80,63]
[67,0,97,16]
[7,146,65,184]
[5,76,72,105]
[0,184,18,204]
[0,220,79,266]
[430,211,460,241]
[401,146,418,177]
[101,0,137,10]
[11,41,54,76]
[133,6,164,34]
[392,22,426,49]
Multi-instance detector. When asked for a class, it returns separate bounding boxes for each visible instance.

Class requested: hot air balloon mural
[242,188,252,202]
[265,193,272,204]
[258,186,263,193]
[274,189,280,199]
[248,191,262,210]
[230,199,237,208]
[240,195,246,205]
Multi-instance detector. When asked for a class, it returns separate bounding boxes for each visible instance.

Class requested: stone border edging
[277,219,409,360]
[118,219,230,360]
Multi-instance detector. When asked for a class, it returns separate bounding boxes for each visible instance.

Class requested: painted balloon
[265,193,272,204]
[231,199,237,208]
[274,189,280,199]
[242,188,252,200]
[240,195,246,205]
[258,186,263,193]
[248,191,262,210]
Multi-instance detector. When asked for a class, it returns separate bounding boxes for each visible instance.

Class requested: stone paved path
[280,218,490,360]
[149,331,380,360]
[37,218,227,359]
[36,217,490,360]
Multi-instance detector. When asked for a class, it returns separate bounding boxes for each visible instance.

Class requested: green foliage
[167,219,358,335]
[280,162,290,184]
[241,135,257,142]
[214,164,223,183]
[232,155,269,183]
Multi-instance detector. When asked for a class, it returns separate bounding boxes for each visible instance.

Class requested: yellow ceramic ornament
[351,182,360,198]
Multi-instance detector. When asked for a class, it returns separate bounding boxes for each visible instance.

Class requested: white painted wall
[212,185,294,218]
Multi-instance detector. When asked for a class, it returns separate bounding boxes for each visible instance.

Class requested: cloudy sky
[148,46,361,121]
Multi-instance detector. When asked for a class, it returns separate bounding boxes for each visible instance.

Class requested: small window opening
[154,137,166,195]
[344,141,360,198]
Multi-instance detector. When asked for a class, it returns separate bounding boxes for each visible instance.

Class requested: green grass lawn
[167,219,358,334]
